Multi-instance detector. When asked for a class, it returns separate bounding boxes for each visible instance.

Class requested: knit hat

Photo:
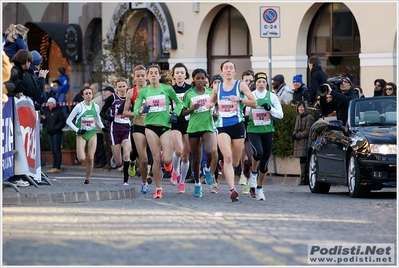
[272,74,285,83]
[102,86,115,93]
[293,74,302,83]
[254,72,267,82]
[211,74,223,84]
[342,73,353,86]
[31,50,42,65]
[47,97,56,105]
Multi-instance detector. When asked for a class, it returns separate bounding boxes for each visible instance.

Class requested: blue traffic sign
[263,8,278,23]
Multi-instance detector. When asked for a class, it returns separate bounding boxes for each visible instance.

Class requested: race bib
[219,100,237,117]
[147,95,166,113]
[252,108,271,126]
[114,112,130,124]
[191,95,210,113]
[81,116,95,130]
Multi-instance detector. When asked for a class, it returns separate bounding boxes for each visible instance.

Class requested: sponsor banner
[2,98,14,181]
[308,243,395,265]
[13,96,41,181]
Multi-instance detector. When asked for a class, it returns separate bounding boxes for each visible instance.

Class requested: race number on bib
[147,95,166,113]
[252,108,271,126]
[219,100,238,117]
[191,95,210,113]
[81,116,95,130]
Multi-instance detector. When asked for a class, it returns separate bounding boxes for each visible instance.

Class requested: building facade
[2,2,397,101]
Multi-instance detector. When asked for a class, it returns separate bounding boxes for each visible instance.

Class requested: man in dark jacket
[292,74,310,104]
[5,49,49,99]
[319,73,359,125]
[308,56,328,105]
[41,97,66,173]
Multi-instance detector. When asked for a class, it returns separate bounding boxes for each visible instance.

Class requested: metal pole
[268,37,272,91]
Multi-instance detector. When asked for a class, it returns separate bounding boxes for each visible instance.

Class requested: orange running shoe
[153,189,163,199]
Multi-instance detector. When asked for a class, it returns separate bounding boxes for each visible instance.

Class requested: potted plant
[61,127,78,165]
[40,128,53,164]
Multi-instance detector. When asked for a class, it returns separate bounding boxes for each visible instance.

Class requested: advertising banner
[2,98,14,181]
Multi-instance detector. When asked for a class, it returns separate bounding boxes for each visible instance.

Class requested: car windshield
[354,98,397,127]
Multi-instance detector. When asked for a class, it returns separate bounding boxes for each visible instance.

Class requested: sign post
[260,6,281,90]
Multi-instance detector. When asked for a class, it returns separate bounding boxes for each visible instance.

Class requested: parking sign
[260,6,280,38]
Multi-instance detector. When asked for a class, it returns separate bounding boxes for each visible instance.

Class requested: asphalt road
[2,175,396,267]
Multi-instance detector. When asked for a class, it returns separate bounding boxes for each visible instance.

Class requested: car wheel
[347,152,370,198]
[308,151,331,194]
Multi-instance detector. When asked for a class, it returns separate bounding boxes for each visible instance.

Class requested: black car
[308,96,397,197]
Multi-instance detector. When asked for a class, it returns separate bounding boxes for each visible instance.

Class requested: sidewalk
[2,164,300,205]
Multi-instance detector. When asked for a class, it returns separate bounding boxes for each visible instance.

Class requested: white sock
[172,153,181,173]
[180,161,190,184]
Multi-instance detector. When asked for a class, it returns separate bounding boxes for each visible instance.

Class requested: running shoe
[170,171,179,186]
[249,187,257,198]
[242,185,250,195]
[256,188,265,201]
[178,183,185,194]
[128,163,136,177]
[218,160,224,177]
[239,174,247,185]
[84,180,90,184]
[153,189,163,199]
[248,173,257,188]
[230,188,239,202]
[123,182,129,186]
[164,163,173,173]
[211,186,218,194]
[243,160,251,179]
[140,184,148,194]
[146,174,153,184]
[204,167,213,185]
[193,184,202,197]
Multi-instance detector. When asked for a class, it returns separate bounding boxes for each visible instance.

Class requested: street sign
[260,6,280,38]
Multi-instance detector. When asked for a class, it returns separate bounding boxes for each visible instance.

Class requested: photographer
[319,73,358,125]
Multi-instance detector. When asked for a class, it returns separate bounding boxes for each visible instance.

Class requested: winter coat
[6,63,45,99]
[42,105,66,135]
[3,33,28,61]
[293,108,314,158]
[293,84,310,104]
[320,88,358,125]
[274,83,293,104]
[309,65,328,104]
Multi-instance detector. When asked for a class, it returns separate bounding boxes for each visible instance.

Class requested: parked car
[308,96,397,197]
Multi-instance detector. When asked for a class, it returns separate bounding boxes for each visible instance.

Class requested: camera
[318,77,343,95]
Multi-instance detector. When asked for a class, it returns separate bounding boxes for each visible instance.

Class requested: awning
[25,22,67,57]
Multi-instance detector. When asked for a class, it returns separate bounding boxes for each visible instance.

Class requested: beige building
[3,2,397,100]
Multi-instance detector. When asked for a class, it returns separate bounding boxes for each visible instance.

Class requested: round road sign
[263,8,278,23]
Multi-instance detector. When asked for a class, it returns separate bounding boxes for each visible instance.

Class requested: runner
[207,60,257,201]
[133,64,183,199]
[66,87,107,184]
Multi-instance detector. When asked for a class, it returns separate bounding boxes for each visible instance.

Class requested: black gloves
[142,105,150,114]
[262,103,271,111]
[102,127,108,133]
[291,132,297,141]
[169,113,178,124]
[77,129,86,135]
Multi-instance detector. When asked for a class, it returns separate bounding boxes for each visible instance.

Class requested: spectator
[373,79,386,97]
[292,74,309,104]
[29,50,47,105]
[2,51,12,103]
[50,80,60,101]
[292,101,314,186]
[101,86,115,170]
[2,24,29,61]
[271,74,293,104]
[55,67,70,114]
[353,85,365,98]
[90,82,108,168]
[41,97,66,174]
[383,82,396,96]
[6,49,49,99]
[308,56,328,105]
[319,73,358,125]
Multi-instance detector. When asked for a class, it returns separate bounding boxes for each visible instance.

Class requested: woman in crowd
[182,68,216,197]
[66,87,107,184]
[292,100,314,186]
[246,72,283,200]
[3,24,29,61]
[133,64,183,199]
[207,60,257,202]
[100,76,132,185]
[383,82,397,96]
